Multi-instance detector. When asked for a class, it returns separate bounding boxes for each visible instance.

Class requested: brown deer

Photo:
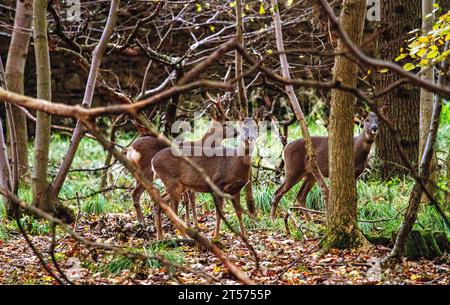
[270,110,383,220]
[152,108,263,240]
[126,95,234,230]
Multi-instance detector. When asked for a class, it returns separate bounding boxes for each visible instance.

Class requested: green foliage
[145,243,185,272]
[107,256,134,275]
[82,195,109,214]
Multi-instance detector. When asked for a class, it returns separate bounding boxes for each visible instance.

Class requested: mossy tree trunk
[320,0,368,250]
[374,0,421,179]
[4,0,32,183]
[32,0,54,213]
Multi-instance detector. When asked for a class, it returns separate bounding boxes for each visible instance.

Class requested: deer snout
[370,125,378,134]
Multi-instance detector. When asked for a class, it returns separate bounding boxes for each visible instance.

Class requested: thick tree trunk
[4,0,32,181]
[235,0,256,216]
[419,0,437,201]
[32,0,53,212]
[320,0,368,250]
[374,0,421,179]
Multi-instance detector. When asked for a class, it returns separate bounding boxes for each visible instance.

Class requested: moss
[365,234,393,247]
[371,230,450,259]
[320,227,369,251]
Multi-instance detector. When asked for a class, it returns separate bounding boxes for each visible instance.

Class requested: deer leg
[155,180,183,240]
[132,183,146,224]
[153,203,163,240]
[295,176,315,221]
[183,192,190,227]
[212,194,224,240]
[231,193,247,239]
[189,191,198,228]
[270,175,303,219]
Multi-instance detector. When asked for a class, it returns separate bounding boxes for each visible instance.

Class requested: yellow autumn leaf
[417,48,427,57]
[419,59,429,66]
[259,2,265,15]
[213,265,221,273]
[379,68,389,73]
[403,62,416,71]
[427,49,439,59]
[418,36,429,43]
[395,53,407,61]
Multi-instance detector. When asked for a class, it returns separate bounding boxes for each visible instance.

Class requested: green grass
[103,243,185,275]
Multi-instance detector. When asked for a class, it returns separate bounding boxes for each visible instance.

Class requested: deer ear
[253,106,265,121]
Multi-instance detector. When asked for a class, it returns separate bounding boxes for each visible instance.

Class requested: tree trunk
[32,0,53,212]
[419,0,437,202]
[320,0,368,250]
[0,58,13,216]
[374,0,421,179]
[4,0,32,181]
[235,0,256,216]
[51,0,121,199]
[386,42,449,260]
[271,0,329,211]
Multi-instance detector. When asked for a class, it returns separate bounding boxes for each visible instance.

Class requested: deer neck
[354,132,373,161]
[237,140,253,165]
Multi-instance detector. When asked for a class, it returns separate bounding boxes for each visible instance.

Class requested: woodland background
[0,0,448,285]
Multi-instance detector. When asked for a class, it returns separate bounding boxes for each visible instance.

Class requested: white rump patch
[126,147,141,163]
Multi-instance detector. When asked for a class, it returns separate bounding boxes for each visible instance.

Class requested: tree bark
[419,0,437,201]
[32,0,53,212]
[4,0,32,180]
[0,58,13,216]
[320,0,368,250]
[374,0,421,179]
[235,0,256,216]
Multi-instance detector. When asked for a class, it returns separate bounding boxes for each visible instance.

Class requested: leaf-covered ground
[0,211,448,285]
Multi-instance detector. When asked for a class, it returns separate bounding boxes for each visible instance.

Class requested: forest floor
[0,210,448,285]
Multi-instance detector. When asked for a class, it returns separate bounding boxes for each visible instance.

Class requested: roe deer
[126,96,234,230]
[270,110,383,220]
[152,108,263,240]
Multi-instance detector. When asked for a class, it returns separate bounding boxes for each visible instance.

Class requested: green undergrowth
[0,120,448,248]
[98,243,185,275]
